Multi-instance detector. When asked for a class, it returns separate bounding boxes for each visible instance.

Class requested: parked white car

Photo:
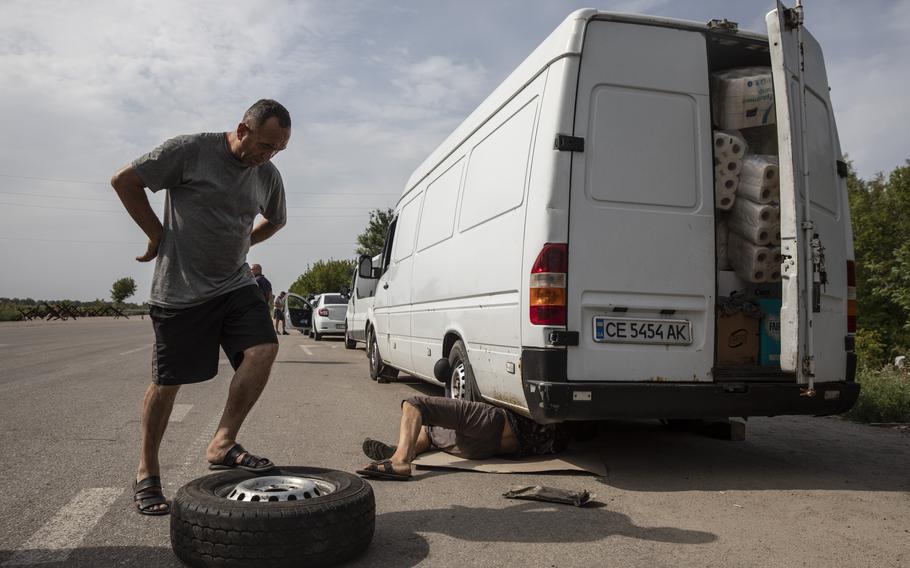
[282,293,313,334]
[310,293,348,340]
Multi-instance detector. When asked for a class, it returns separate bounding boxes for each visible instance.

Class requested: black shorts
[273,308,284,321]
[150,285,278,386]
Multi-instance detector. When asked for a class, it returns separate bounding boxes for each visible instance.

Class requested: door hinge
[783,6,803,30]
[554,135,584,152]
[706,18,738,32]
[836,160,849,179]
[547,330,579,347]
[802,355,815,377]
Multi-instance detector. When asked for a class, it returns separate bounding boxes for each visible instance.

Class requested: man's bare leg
[206,343,278,465]
[382,401,431,475]
[136,383,180,513]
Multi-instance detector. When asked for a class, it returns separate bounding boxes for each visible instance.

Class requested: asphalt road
[0,318,908,567]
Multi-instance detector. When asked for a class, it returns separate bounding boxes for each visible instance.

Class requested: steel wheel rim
[370,337,378,370]
[226,475,336,503]
[450,362,466,399]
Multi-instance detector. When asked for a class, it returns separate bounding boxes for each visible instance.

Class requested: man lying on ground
[356,396,570,480]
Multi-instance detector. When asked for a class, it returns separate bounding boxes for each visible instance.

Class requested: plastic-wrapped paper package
[713,130,748,159]
[728,231,772,283]
[715,156,742,178]
[729,198,776,231]
[711,67,776,130]
[741,154,779,192]
[716,217,731,270]
[729,216,773,246]
[715,172,738,210]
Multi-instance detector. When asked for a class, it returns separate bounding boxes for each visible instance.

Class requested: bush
[845,366,910,423]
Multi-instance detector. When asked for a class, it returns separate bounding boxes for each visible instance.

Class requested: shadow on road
[591,419,910,493]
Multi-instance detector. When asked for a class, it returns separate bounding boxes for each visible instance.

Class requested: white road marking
[3,487,123,566]
[299,345,314,356]
[167,413,222,490]
[169,404,193,423]
[119,345,151,356]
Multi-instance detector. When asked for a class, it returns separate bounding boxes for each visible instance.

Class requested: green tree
[289,259,356,297]
[110,277,138,305]
[356,208,394,257]
[848,160,910,367]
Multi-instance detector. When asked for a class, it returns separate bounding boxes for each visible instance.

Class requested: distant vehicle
[357,6,858,423]
[345,255,380,350]
[283,293,313,334]
[310,293,348,341]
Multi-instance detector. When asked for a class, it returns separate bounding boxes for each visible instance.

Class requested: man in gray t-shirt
[112,99,291,516]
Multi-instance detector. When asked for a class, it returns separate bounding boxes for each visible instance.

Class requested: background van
[358,4,859,423]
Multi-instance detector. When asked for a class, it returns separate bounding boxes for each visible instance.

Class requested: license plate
[593,316,692,345]
[336,324,345,329]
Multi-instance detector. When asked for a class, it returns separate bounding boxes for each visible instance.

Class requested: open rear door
[767,2,843,386]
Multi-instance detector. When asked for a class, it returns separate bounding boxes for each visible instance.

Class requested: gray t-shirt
[133,132,287,308]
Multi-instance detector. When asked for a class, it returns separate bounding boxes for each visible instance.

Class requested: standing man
[274,291,289,335]
[251,263,273,305]
[112,100,291,515]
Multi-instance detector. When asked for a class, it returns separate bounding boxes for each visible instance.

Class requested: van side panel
[408,73,547,395]
[566,22,715,383]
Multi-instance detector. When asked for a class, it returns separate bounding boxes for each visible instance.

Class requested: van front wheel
[368,331,398,383]
[446,340,480,401]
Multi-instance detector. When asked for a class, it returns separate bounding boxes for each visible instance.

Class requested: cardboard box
[716,310,760,366]
[758,298,782,367]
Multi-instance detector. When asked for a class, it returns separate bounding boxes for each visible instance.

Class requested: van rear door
[767,2,848,384]
[565,20,715,383]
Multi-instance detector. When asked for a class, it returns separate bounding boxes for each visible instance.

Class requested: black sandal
[208,443,276,473]
[356,460,411,481]
[133,476,169,516]
[362,438,397,461]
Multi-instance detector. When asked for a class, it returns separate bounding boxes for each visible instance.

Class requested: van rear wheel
[446,340,480,401]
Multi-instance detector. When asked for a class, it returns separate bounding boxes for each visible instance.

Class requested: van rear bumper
[522,380,861,424]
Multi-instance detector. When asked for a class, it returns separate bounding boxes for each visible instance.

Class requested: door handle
[383,282,389,290]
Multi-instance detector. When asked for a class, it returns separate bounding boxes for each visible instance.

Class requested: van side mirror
[358,255,376,279]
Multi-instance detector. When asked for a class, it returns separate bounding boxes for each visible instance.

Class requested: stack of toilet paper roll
[713,130,747,210]
[710,67,776,130]
[725,154,782,283]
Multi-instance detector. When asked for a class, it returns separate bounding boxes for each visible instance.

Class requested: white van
[344,255,380,350]
[358,4,859,423]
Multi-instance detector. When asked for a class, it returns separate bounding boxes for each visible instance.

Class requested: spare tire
[170,466,375,567]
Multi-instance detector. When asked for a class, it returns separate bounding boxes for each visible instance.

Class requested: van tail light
[530,243,568,326]
[318,308,329,317]
[846,260,856,333]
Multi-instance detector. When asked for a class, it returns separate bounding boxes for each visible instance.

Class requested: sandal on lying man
[356,460,411,481]
[362,438,397,461]
[208,443,276,473]
[133,476,169,516]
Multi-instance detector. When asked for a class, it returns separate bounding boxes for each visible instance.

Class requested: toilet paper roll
[741,154,779,189]
[716,218,731,270]
[715,172,738,210]
[715,156,742,178]
[737,178,775,204]
[729,198,776,230]
[728,232,771,283]
[729,218,773,246]
[713,130,747,160]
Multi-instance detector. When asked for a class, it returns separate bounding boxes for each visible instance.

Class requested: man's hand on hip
[136,237,160,262]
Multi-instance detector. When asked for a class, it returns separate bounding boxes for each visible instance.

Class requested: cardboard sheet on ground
[412,445,607,477]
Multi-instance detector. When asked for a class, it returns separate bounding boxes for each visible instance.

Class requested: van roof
[401,9,768,198]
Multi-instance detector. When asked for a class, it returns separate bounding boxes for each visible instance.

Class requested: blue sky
[1,0,907,301]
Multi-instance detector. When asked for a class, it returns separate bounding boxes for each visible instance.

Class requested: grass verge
[845,366,910,423]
